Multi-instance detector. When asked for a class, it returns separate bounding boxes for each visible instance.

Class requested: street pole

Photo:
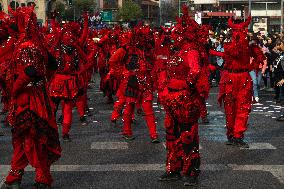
[159,0,162,26]
[281,0,283,34]
[248,0,252,30]
[73,6,76,22]
[178,0,180,17]
[248,0,251,14]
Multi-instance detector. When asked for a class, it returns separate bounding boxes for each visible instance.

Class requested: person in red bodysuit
[48,17,89,142]
[108,31,130,125]
[3,7,61,189]
[210,17,253,148]
[158,6,203,186]
[0,11,17,118]
[108,29,159,143]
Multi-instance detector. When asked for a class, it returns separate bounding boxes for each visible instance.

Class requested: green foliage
[63,8,74,21]
[118,0,142,21]
[74,0,96,13]
[54,0,66,16]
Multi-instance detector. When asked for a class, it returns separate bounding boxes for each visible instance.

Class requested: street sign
[101,11,112,22]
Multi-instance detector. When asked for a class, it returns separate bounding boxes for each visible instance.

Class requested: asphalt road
[0,76,283,189]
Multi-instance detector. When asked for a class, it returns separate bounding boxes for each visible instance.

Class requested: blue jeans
[249,70,262,98]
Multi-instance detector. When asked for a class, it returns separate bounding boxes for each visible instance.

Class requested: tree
[118,0,142,22]
[54,0,66,17]
[74,0,96,14]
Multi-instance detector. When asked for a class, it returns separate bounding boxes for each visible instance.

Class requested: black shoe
[151,137,160,144]
[233,138,249,148]
[3,181,21,189]
[276,115,284,121]
[158,172,181,181]
[111,120,120,128]
[80,116,87,126]
[33,182,51,189]
[122,135,135,141]
[201,117,209,124]
[63,134,71,142]
[225,136,235,145]
[106,97,114,104]
[182,175,198,186]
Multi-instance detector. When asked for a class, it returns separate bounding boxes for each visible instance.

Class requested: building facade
[0,0,47,22]
[192,0,283,33]
[98,0,159,23]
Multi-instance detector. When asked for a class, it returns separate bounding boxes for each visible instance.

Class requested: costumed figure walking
[159,6,205,186]
[209,16,253,148]
[4,6,61,189]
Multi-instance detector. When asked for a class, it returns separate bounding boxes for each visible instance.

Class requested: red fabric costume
[4,7,61,187]
[108,30,158,140]
[159,6,204,180]
[210,17,253,141]
[48,16,89,138]
[0,11,16,115]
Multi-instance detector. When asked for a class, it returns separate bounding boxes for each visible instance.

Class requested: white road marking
[0,164,283,184]
[199,124,226,127]
[98,110,113,114]
[209,111,224,115]
[241,143,277,150]
[91,142,128,150]
[0,177,5,188]
[228,164,284,184]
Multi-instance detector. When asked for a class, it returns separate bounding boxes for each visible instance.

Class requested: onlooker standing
[276,79,284,121]
[249,39,267,102]
[272,39,284,105]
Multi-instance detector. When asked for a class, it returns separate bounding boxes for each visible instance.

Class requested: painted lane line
[241,143,277,150]
[0,177,5,189]
[0,163,282,184]
[228,164,284,184]
[91,142,128,150]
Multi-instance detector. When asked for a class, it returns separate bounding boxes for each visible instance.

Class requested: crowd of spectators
[208,30,284,121]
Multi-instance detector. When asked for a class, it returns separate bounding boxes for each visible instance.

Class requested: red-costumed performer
[48,21,88,142]
[152,26,172,104]
[209,17,253,148]
[158,5,203,186]
[0,11,17,116]
[196,25,212,124]
[4,6,61,189]
[108,31,131,126]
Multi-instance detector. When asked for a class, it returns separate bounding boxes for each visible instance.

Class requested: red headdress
[171,5,198,45]
[227,16,251,42]
[61,22,80,45]
[12,6,38,36]
[228,16,251,31]
[119,31,133,47]
[0,11,10,41]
